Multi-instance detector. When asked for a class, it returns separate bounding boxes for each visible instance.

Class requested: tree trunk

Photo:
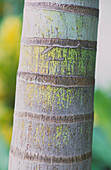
[8,0,99,169]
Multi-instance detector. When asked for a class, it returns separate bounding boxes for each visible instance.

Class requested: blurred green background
[0,0,111,170]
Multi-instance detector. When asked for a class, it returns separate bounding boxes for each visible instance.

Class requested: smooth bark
[9,0,99,169]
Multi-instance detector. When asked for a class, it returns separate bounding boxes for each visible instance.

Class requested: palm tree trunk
[9,0,99,169]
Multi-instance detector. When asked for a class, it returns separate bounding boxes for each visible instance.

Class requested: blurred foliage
[0,16,22,107]
[0,15,22,170]
[0,0,24,18]
[0,134,9,170]
[92,91,111,170]
[0,102,13,145]
[94,91,111,143]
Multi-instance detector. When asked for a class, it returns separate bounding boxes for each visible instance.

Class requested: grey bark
[8,0,99,169]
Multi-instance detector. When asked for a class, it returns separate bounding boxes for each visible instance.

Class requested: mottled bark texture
[9,0,99,169]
